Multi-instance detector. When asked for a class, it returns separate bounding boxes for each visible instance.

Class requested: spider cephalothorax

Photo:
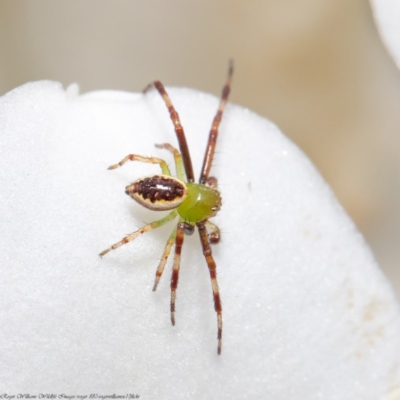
[100,62,233,355]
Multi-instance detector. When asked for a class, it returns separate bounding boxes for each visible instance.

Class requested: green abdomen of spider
[177,182,221,223]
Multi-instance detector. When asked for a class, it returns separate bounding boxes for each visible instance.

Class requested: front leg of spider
[100,61,233,355]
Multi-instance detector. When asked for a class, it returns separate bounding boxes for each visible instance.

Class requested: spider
[100,61,233,355]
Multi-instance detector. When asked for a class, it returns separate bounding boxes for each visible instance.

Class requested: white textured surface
[1,81,400,399]
[371,0,400,68]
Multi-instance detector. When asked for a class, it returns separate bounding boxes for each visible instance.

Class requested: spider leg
[170,221,185,326]
[99,210,178,257]
[155,143,186,182]
[204,220,221,244]
[199,60,234,184]
[153,225,177,291]
[143,81,195,183]
[107,154,171,176]
[197,221,223,355]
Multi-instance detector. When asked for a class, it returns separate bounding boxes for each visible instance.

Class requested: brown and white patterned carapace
[100,61,234,356]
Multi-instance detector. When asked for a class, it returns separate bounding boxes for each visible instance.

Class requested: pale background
[1,0,399,294]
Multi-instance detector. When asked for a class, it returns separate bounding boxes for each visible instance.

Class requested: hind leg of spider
[155,143,186,181]
[155,143,186,182]
[198,222,223,355]
[170,221,185,326]
[153,226,177,291]
[107,154,172,176]
[99,210,178,257]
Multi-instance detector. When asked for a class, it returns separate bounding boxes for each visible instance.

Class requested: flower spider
[100,61,233,355]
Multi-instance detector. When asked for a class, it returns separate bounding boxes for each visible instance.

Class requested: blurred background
[1,0,399,294]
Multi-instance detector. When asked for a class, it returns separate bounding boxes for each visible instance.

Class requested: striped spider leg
[99,150,182,257]
[100,61,233,355]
